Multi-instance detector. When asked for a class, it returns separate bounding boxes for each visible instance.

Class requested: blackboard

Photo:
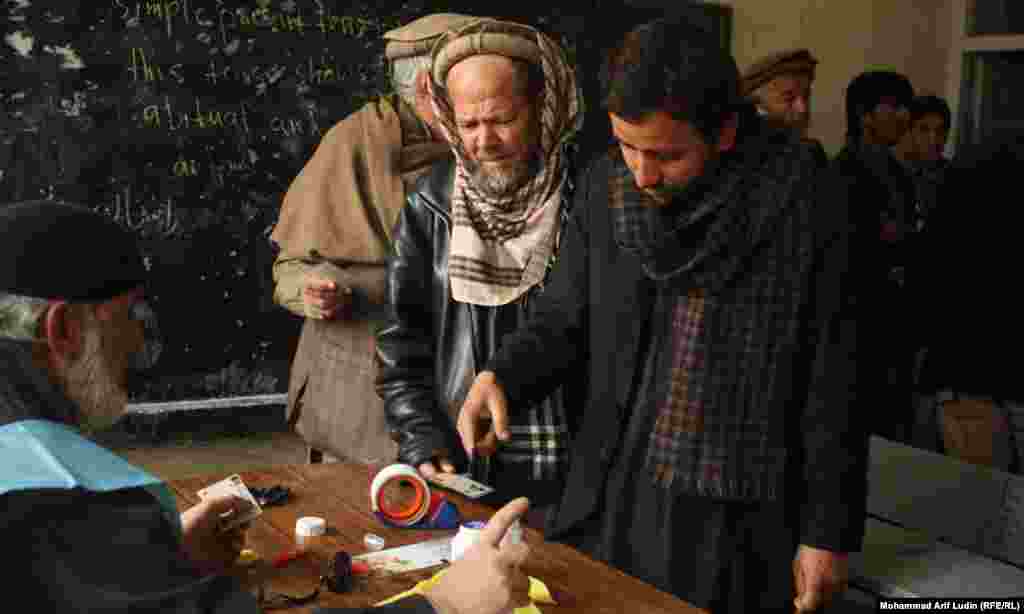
[0,1,730,403]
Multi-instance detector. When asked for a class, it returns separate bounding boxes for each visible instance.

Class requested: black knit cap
[0,200,146,302]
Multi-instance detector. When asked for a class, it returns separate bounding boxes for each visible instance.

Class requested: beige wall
[707,0,955,155]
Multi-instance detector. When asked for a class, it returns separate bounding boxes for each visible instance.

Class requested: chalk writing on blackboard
[114,0,393,42]
[141,97,252,132]
[2,0,602,403]
[99,191,181,239]
[127,48,184,84]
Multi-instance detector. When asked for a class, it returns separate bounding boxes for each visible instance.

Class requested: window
[959,50,1024,145]
[967,0,1024,36]
[952,1,1024,148]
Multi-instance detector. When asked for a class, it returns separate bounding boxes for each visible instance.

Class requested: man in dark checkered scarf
[457,19,865,614]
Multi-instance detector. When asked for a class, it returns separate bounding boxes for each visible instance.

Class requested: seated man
[0,199,531,614]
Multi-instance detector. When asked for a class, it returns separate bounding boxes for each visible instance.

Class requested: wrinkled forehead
[446,54,532,102]
[85,286,146,323]
[610,111,707,152]
[105,286,145,308]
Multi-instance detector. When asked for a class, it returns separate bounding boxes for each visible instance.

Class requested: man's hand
[456,371,510,457]
[180,495,252,575]
[793,544,849,612]
[418,452,456,479]
[303,275,352,320]
[423,497,532,614]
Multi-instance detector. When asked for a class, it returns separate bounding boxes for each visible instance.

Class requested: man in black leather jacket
[376,18,583,514]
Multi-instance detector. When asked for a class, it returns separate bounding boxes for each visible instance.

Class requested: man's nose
[477,125,501,153]
[793,96,809,115]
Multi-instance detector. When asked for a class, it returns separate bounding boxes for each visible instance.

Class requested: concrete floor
[111,430,308,482]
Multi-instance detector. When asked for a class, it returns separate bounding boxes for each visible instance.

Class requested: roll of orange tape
[370,464,431,526]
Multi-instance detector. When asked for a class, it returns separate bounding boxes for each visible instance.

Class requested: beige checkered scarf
[429,19,582,306]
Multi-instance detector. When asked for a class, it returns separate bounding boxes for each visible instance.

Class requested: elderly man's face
[756,73,813,135]
[610,110,737,207]
[61,292,144,432]
[447,54,541,197]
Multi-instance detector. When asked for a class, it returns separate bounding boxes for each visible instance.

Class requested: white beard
[62,318,129,434]
[466,153,543,199]
[469,161,533,198]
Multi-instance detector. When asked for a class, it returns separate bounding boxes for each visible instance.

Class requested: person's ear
[43,301,85,368]
[414,69,440,137]
[716,112,740,153]
[415,69,432,98]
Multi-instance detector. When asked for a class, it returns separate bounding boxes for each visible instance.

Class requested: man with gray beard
[376,18,583,522]
[0,200,536,614]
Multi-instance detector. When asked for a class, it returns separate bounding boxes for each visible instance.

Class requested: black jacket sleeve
[5,488,439,614]
[484,164,592,412]
[7,487,260,614]
[798,167,868,553]
[376,194,457,469]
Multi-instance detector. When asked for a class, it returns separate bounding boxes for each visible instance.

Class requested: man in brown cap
[270,13,476,468]
[742,49,826,163]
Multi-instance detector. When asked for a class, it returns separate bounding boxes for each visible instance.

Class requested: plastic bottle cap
[295,516,327,537]
[364,533,386,551]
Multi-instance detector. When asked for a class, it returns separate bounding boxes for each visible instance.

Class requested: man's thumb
[793,590,819,612]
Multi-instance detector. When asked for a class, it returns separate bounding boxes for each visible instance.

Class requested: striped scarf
[430,21,582,306]
[610,130,821,500]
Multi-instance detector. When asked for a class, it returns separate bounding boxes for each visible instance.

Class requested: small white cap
[364,533,386,551]
[295,516,327,537]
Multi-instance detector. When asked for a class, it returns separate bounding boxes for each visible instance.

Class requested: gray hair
[0,293,50,341]
[391,54,432,107]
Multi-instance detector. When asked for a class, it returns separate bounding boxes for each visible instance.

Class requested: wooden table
[168,463,706,613]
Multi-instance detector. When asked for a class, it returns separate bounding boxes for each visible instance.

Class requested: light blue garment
[0,418,183,539]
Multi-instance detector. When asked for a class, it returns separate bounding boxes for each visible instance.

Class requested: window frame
[947,0,1024,151]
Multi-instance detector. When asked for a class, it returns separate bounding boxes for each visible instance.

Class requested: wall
[707,0,955,155]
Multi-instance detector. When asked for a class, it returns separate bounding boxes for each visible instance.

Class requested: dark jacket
[0,338,435,614]
[911,138,1024,402]
[832,142,916,284]
[483,149,866,553]
[833,142,919,442]
[376,159,579,504]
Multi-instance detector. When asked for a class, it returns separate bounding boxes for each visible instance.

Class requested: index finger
[489,402,510,442]
[306,277,337,291]
[456,404,479,457]
[478,497,530,548]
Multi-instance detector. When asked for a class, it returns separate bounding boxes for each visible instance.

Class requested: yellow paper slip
[376,569,557,613]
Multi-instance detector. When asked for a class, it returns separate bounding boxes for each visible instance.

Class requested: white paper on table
[353,536,454,574]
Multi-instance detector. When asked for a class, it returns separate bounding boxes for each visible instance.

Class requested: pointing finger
[478,497,530,548]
